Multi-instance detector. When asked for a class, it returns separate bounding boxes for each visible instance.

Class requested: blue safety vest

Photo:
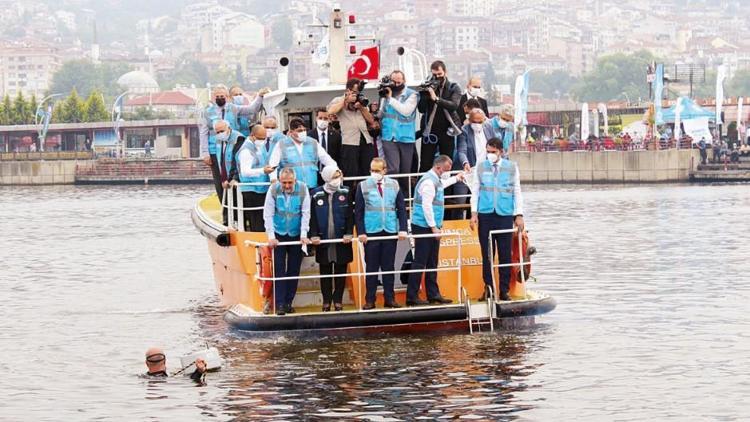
[477,159,516,216]
[233,96,250,135]
[361,177,399,234]
[412,171,445,228]
[489,117,514,152]
[381,88,418,143]
[311,186,350,239]
[236,140,271,193]
[205,103,238,155]
[279,136,320,188]
[271,180,307,236]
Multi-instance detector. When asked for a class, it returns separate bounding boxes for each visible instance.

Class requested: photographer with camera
[327,78,377,186]
[378,70,419,192]
[416,61,462,173]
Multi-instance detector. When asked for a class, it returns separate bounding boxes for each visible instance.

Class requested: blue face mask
[233,95,244,105]
[215,131,229,143]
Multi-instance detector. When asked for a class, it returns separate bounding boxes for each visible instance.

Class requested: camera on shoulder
[378,75,397,97]
[418,76,441,92]
[354,80,369,107]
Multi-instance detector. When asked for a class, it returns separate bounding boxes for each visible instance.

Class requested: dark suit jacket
[308,187,354,264]
[417,79,462,132]
[456,119,509,168]
[457,94,489,123]
[307,128,342,164]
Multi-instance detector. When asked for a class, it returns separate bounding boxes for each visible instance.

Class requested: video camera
[378,75,397,97]
[354,79,369,107]
[418,76,441,92]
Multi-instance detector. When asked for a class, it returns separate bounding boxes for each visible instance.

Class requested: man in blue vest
[406,155,464,306]
[268,118,337,190]
[469,138,525,301]
[213,120,244,226]
[379,70,419,192]
[263,167,312,315]
[309,166,354,312]
[231,124,276,232]
[354,157,408,310]
[230,85,251,135]
[200,85,270,199]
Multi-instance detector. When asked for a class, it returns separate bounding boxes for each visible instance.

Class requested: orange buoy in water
[509,231,532,299]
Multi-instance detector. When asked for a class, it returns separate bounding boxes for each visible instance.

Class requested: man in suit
[307,108,342,163]
[457,76,490,124]
[417,60,462,173]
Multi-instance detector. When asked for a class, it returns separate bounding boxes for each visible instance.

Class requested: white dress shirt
[263,185,311,240]
[472,126,488,166]
[418,170,458,228]
[267,136,337,182]
[238,140,268,178]
[469,160,524,216]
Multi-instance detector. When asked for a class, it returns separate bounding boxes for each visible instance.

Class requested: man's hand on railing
[469,213,478,232]
[229,180,239,187]
[455,172,465,183]
[342,234,353,244]
[300,237,311,245]
[431,227,442,240]
[263,165,276,174]
[222,180,230,189]
[398,231,407,241]
[514,216,525,233]
[311,237,321,245]
[358,234,368,245]
[268,238,279,248]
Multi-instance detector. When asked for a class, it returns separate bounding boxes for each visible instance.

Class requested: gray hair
[433,154,452,168]
[212,119,230,131]
[262,116,278,125]
[278,167,296,179]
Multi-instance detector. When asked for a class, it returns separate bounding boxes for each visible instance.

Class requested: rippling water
[1,183,748,421]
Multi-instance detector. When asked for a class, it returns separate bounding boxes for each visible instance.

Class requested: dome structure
[117,71,160,94]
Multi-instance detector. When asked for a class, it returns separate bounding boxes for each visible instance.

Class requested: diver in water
[144,347,207,383]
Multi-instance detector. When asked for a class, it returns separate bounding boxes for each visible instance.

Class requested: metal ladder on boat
[463,287,495,334]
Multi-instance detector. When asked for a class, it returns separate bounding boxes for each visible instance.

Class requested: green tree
[11,91,32,125]
[50,60,132,99]
[158,57,209,90]
[28,95,38,125]
[57,89,86,123]
[570,50,656,102]
[530,70,578,100]
[84,90,110,122]
[727,69,750,98]
[271,18,293,50]
[0,94,12,125]
[126,107,157,120]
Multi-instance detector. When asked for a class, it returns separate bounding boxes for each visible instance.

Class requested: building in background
[0,40,61,98]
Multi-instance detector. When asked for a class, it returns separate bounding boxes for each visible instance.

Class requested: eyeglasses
[146,353,166,363]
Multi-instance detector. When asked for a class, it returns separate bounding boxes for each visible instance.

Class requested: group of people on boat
[199,60,524,315]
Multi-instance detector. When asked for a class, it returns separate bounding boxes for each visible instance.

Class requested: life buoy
[509,231,532,298]
[258,245,273,299]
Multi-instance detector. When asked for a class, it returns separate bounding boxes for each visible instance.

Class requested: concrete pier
[0,159,88,185]
[510,149,700,183]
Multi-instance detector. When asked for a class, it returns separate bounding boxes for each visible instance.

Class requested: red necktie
[377,182,383,196]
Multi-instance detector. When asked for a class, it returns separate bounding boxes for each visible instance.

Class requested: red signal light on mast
[349,45,356,54]
[349,15,356,24]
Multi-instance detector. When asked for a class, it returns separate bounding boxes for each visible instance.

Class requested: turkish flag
[347,46,379,81]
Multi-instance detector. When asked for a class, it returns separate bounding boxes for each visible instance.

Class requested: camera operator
[378,70,419,192]
[327,78,377,186]
[417,60,462,173]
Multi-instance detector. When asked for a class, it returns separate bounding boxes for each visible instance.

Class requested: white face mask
[440,171,451,180]
[470,123,483,132]
[254,138,265,148]
[327,177,342,189]
[317,119,329,130]
[233,95,244,105]
[266,128,277,137]
[370,172,384,182]
[469,87,482,97]
[290,131,304,142]
[215,131,229,143]
[486,153,499,163]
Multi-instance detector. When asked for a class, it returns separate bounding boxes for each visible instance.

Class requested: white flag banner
[312,34,329,65]
[581,103,590,140]
[737,97,744,140]
[593,109,599,137]
[597,103,608,135]
[716,64,727,126]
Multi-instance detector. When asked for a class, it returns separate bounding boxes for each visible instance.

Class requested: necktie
[221,108,225,120]
[377,182,383,197]
[493,164,498,176]
[321,131,327,151]
[220,143,228,182]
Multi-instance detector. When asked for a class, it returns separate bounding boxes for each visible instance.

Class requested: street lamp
[111,90,129,158]
[35,93,63,152]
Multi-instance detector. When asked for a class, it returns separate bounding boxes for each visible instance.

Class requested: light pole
[111,90,129,158]
[620,92,631,105]
[35,93,63,152]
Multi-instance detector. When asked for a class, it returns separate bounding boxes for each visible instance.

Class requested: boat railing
[244,231,464,312]
[221,170,474,232]
[488,228,528,301]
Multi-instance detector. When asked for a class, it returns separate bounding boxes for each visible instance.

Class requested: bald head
[145,347,166,373]
[250,124,266,140]
[468,108,487,124]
